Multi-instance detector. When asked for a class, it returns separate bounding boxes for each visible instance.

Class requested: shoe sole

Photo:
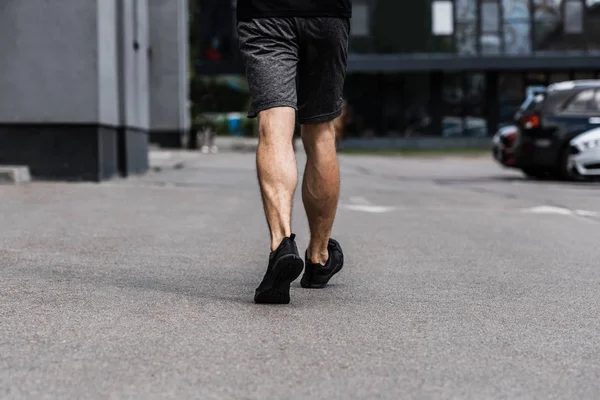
[254,255,304,304]
[300,261,343,289]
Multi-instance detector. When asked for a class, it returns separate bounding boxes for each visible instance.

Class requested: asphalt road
[2,151,600,399]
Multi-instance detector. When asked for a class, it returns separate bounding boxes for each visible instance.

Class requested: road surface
[2,152,599,399]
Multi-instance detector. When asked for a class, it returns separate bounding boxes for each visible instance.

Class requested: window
[502,0,531,54]
[533,0,561,51]
[564,0,584,34]
[456,0,477,54]
[432,1,454,35]
[351,1,370,37]
[498,73,524,125]
[595,90,600,111]
[480,0,501,54]
[441,72,489,137]
[585,1,600,50]
[563,89,597,113]
[456,22,478,55]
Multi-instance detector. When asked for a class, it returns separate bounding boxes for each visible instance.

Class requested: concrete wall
[0,0,99,123]
[97,0,120,126]
[119,0,150,131]
[0,0,189,179]
[0,0,156,129]
[148,0,190,133]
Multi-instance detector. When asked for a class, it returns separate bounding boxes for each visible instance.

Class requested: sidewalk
[199,136,304,153]
[149,136,304,171]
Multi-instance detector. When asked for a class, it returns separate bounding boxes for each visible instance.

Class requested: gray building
[0,0,189,181]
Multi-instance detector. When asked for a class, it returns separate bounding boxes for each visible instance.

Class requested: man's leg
[256,107,298,251]
[237,18,304,304]
[296,17,349,288]
[254,107,304,304]
[301,121,340,265]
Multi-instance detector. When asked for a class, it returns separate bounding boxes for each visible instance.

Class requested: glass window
[381,75,405,136]
[533,0,562,51]
[503,0,530,20]
[456,0,478,54]
[343,74,382,137]
[442,73,465,137]
[344,73,433,138]
[585,1,600,50]
[456,23,478,55]
[403,74,433,137]
[498,73,525,125]
[481,0,502,54]
[439,73,488,137]
[533,0,587,51]
[595,90,600,111]
[503,22,531,54]
[465,74,488,137]
[502,0,532,54]
[456,0,477,22]
[432,1,454,35]
[481,33,502,54]
[348,1,373,52]
[351,1,371,37]
[564,89,596,113]
[371,1,433,53]
[564,0,584,34]
[482,1,500,31]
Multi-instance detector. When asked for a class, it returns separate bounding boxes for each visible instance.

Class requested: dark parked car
[493,86,547,169]
[492,124,519,168]
[515,80,600,179]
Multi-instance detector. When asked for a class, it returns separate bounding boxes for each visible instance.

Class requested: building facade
[0,0,189,181]
[193,0,600,139]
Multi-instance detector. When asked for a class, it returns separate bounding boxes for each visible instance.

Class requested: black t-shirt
[237,0,352,20]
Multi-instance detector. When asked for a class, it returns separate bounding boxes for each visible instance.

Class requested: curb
[0,166,31,184]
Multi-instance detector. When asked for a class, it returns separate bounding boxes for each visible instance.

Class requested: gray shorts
[237,17,350,124]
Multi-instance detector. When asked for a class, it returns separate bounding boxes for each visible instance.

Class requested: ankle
[271,231,293,252]
[307,248,329,265]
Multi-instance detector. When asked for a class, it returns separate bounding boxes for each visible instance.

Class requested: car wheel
[557,146,581,181]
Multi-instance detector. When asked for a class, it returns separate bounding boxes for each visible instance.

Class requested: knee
[301,121,336,152]
[257,107,296,145]
[301,121,336,140]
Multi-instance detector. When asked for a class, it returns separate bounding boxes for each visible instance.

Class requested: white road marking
[349,196,372,205]
[342,204,395,213]
[521,206,599,217]
[522,206,573,215]
[574,209,600,217]
[341,196,394,213]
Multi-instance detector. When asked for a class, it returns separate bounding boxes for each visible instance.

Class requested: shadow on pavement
[24,264,256,305]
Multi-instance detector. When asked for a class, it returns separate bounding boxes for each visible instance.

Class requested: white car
[568,127,600,178]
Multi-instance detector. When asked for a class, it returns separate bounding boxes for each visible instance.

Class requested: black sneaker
[254,234,304,304]
[300,238,344,289]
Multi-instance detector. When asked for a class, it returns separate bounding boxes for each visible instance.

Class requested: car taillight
[520,114,540,130]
